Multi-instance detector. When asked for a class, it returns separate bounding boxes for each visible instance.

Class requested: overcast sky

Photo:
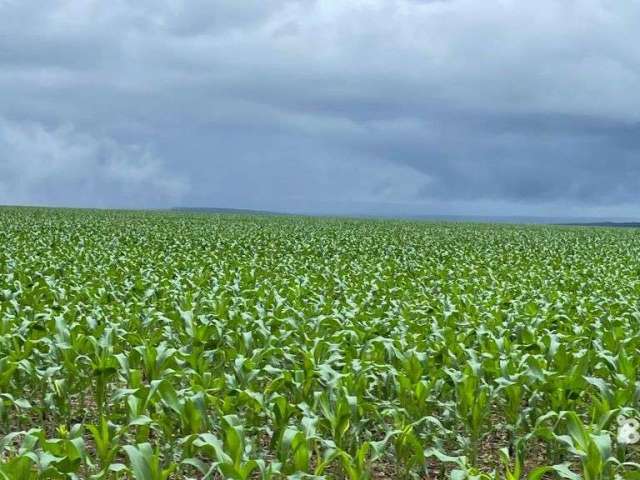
[1,0,640,218]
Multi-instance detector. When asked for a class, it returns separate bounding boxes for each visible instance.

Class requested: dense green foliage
[2,207,640,479]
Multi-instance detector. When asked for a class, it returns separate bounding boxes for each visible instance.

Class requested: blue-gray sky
[1,0,640,218]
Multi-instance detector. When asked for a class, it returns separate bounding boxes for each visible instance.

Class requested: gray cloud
[0,118,187,208]
[1,0,640,217]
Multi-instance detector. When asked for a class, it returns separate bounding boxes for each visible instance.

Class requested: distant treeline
[561,222,640,228]
[171,207,281,216]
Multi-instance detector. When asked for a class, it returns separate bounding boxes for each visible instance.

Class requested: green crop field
[2,207,640,479]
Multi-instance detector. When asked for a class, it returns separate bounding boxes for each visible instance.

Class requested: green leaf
[123,444,153,480]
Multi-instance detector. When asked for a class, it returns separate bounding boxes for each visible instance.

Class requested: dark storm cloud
[1,0,640,216]
[343,112,640,205]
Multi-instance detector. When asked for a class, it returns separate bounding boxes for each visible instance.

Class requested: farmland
[2,207,640,479]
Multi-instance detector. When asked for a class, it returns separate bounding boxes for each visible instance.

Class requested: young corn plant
[447,362,492,463]
[187,415,277,480]
[123,443,176,480]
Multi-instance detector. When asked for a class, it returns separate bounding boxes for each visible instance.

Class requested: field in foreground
[1,208,640,479]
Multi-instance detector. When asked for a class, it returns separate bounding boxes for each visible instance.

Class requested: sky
[1,0,640,218]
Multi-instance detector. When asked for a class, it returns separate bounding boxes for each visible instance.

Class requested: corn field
[2,207,640,479]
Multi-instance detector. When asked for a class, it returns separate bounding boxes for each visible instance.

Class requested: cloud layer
[1,0,640,216]
[0,118,186,207]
